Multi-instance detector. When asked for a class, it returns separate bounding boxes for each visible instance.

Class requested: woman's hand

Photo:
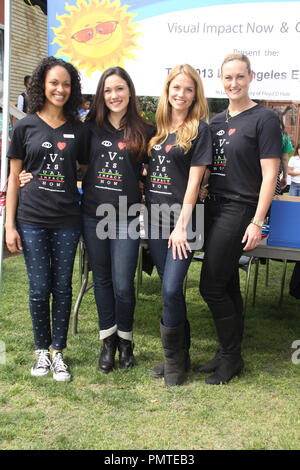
[168,225,191,260]
[5,227,22,254]
[199,185,209,202]
[242,223,262,251]
[19,170,33,187]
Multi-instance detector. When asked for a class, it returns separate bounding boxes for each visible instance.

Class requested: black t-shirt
[82,120,154,218]
[7,113,89,228]
[145,120,212,226]
[209,104,282,205]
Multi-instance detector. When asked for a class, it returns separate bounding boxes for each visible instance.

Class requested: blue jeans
[289,182,300,197]
[147,227,194,328]
[82,214,140,333]
[17,223,81,350]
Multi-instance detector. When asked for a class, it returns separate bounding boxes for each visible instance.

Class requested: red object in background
[0,0,4,25]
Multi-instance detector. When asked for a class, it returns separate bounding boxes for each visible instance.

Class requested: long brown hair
[148,64,208,155]
[87,67,150,161]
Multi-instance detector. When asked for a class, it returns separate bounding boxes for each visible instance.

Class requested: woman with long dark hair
[82,67,154,373]
[5,56,88,381]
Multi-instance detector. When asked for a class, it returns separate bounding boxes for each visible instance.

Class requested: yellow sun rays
[52,0,141,76]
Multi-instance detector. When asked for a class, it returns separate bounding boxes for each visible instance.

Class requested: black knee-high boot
[151,320,191,379]
[194,314,244,374]
[205,314,244,385]
[160,321,186,386]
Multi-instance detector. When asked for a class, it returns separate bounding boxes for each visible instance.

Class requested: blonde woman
[196,53,281,385]
[145,65,212,386]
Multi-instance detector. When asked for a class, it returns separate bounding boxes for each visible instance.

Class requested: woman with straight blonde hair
[195,53,281,385]
[145,64,212,386]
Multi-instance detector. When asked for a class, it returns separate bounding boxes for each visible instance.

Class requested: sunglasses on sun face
[72,21,119,43]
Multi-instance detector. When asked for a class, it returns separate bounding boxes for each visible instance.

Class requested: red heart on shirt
[228,128,236,136]
[165,144,172,153]
[118,142,126,150]
[57,142,66,150]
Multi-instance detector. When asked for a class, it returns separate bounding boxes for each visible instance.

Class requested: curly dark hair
[27,56,82,121]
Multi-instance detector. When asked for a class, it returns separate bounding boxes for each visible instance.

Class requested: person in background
[288,143,300,197]
[78,95,91,121]
[5,57,89,382]
[273,110,293,195]
[146,64,212,386]
[195,53,281,385]
[288,144,300,300]
[17,75,31,114]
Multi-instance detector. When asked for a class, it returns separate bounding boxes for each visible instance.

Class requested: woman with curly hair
[5,57,89,381]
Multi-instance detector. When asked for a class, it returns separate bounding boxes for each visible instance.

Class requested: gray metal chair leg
[279,259,287,306]
[252,259,260,307]
[72,254,89,334]
[243,256,254,315]
[135,243,143,299]
[265,258,269,287]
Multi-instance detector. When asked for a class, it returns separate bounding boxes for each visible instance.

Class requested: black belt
[207,193,230,203]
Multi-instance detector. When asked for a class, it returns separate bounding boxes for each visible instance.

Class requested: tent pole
[0,0,12,298]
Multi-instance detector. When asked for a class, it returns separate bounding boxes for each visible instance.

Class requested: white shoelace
[51,353,68,372]
[35,350,51,369]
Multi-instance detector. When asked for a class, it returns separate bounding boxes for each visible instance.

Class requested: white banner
[48,0,300,99]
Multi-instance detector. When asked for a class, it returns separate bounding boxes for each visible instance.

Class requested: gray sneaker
[51,352,71,382]
[31,349,51,377]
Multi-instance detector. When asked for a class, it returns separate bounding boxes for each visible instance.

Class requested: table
[244,238,300,308]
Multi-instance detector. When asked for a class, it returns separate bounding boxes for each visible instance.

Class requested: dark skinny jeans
[199,196,256,322]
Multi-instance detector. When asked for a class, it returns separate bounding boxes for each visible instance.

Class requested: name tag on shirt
[63,134,75,138]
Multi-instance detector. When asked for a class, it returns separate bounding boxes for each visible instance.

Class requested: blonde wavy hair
[148,64,208,155]
[221,52,251,75]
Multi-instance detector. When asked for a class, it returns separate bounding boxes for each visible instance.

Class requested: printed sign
[48,0,300,99]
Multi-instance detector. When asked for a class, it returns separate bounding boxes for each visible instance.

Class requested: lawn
[0,251,299,450]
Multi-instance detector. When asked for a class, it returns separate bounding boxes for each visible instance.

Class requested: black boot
[117,336,135,368]
[194,313,244,374]
[151,320,191,379]
[193,347,221,374]
[98,332,117,374]
[205,315,244,385]
[160,321,186,386]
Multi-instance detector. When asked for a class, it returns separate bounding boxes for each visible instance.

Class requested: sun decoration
[51,0,141,76]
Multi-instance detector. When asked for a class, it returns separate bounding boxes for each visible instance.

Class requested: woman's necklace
[37,111,66,129]
[225,101,255,123]
[169,121,183,133]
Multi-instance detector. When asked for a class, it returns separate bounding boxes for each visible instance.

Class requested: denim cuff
[117,330,133,341]
[99,324,117,340]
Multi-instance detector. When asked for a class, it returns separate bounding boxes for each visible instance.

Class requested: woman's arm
[199,168,211,201]
[169,165,207,260]
[242,158,279,251]
[288,166,300,177]
[5,159,23,253]
[19,162,89,187]
[280,153,289,189]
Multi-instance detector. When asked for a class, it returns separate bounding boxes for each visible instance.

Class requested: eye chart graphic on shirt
[38,140,67,192]
[96,140,126,192]
[149,143,173,195]
[211,128,231,177]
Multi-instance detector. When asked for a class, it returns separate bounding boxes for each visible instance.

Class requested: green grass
[0,252,299,450]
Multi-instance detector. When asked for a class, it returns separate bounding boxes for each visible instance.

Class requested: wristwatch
[251,218,264,228]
